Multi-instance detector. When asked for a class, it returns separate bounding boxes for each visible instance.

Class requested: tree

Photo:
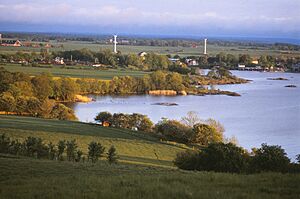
[251,144,290,172]
[50,103,78,121]
[31,73,52,101]
[192,123,223,146]
[173,150,200,170]
[57,140,66,161]
[107,145,118,164]
[181,111,201,127]
[95,111,113,124]
[0,92,16,113]
[24,136,48,159]
[205,118,225,135]
[155,120,192,143]
[59,78,79,101]
[0,134,11,153]
[48,142,57,160]
[166,72,184,91]
[174,143,249,173]
[88,141,105,163]
[66,139,78,161]
[26,97,41,116]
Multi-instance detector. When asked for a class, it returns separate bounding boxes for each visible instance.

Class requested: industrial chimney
[204,38,207,55]
[113,35,117,53]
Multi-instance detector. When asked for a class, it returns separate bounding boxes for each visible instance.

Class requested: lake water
[71,71,300,160]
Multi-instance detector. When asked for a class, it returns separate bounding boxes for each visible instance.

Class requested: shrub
[155,120,192,143]
[66,139,78,161]
[88,141,105,163]
[24,136,49,159]
[173,150,200,170]
[57,140,66,161]
[107,146,118,164]
[192,124,224,146]
[0,134,11,153]
[95,111,113,124]
[250,144,290,172]
[174,143,249,173]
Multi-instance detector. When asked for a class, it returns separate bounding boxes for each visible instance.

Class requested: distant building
[185,59,198,66]
[251,60,259,65]
[1,39,22,47]
[54,57,64,65]
[168,58,180,63]
[238,64,246,69]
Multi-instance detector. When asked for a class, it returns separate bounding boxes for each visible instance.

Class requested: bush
[0,134,11,153]
[95,111,112,124]
[88,141,105,163]
[173,150,200,170]
[192,123,223,146]
[155,120,192,143]
[66,139,78,161]
[174,143,249,173]
[250,144,290,173]
[107,146,118,164]
[24,136,49,159]
[57,140,66,161]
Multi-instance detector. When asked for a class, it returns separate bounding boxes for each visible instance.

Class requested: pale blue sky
[0,0,299,38]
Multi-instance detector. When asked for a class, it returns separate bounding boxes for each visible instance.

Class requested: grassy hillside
[0,64,149,80]
[0,155,299,199]
[0,115,188,167]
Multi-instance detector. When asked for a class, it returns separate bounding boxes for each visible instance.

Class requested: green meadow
[0,153,299,199]
[0,115,300,198]
[1,40,299,57]
[0,64,149,79]
[0,115,187,167]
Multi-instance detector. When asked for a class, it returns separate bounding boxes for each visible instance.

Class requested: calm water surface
[72,71,300,159]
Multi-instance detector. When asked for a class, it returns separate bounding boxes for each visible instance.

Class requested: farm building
[1,39,22,47]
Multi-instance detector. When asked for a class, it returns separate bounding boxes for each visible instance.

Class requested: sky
[0,0,299,39]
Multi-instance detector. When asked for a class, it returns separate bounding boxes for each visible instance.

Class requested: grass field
[1,40,299,57]
[0,115,187,167]
[0,155,299,199]
[0,64,149,79]
[0,115,300,198]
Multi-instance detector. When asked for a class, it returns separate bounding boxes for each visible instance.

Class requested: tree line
[0,134,118,164]
[0,68,78,120]
[174,142,300,174]
[95,111,227,146]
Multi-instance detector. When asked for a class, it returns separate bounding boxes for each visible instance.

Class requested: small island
[267,77,289,81]
[151,102,178,106]
[285,85,297,88]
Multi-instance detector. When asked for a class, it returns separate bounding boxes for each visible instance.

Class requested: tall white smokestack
[204,38,207,55]
[113,35,117,53]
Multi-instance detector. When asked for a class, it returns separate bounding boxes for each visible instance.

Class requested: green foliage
[192,123,224,146]
[107,145,118,164]
[48,142,57,160]
[88,141,105,163]
[0,134,10,153]
[173,150,200,170]
[0,92,16,113]
[174,143,249,173]
[155,120,192,143]
[66,139,78,161]
[24,136,49,158]
[57,140,66,161]
[95,111,113,124]
[250,144,290,172]
[50,104,78,121]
